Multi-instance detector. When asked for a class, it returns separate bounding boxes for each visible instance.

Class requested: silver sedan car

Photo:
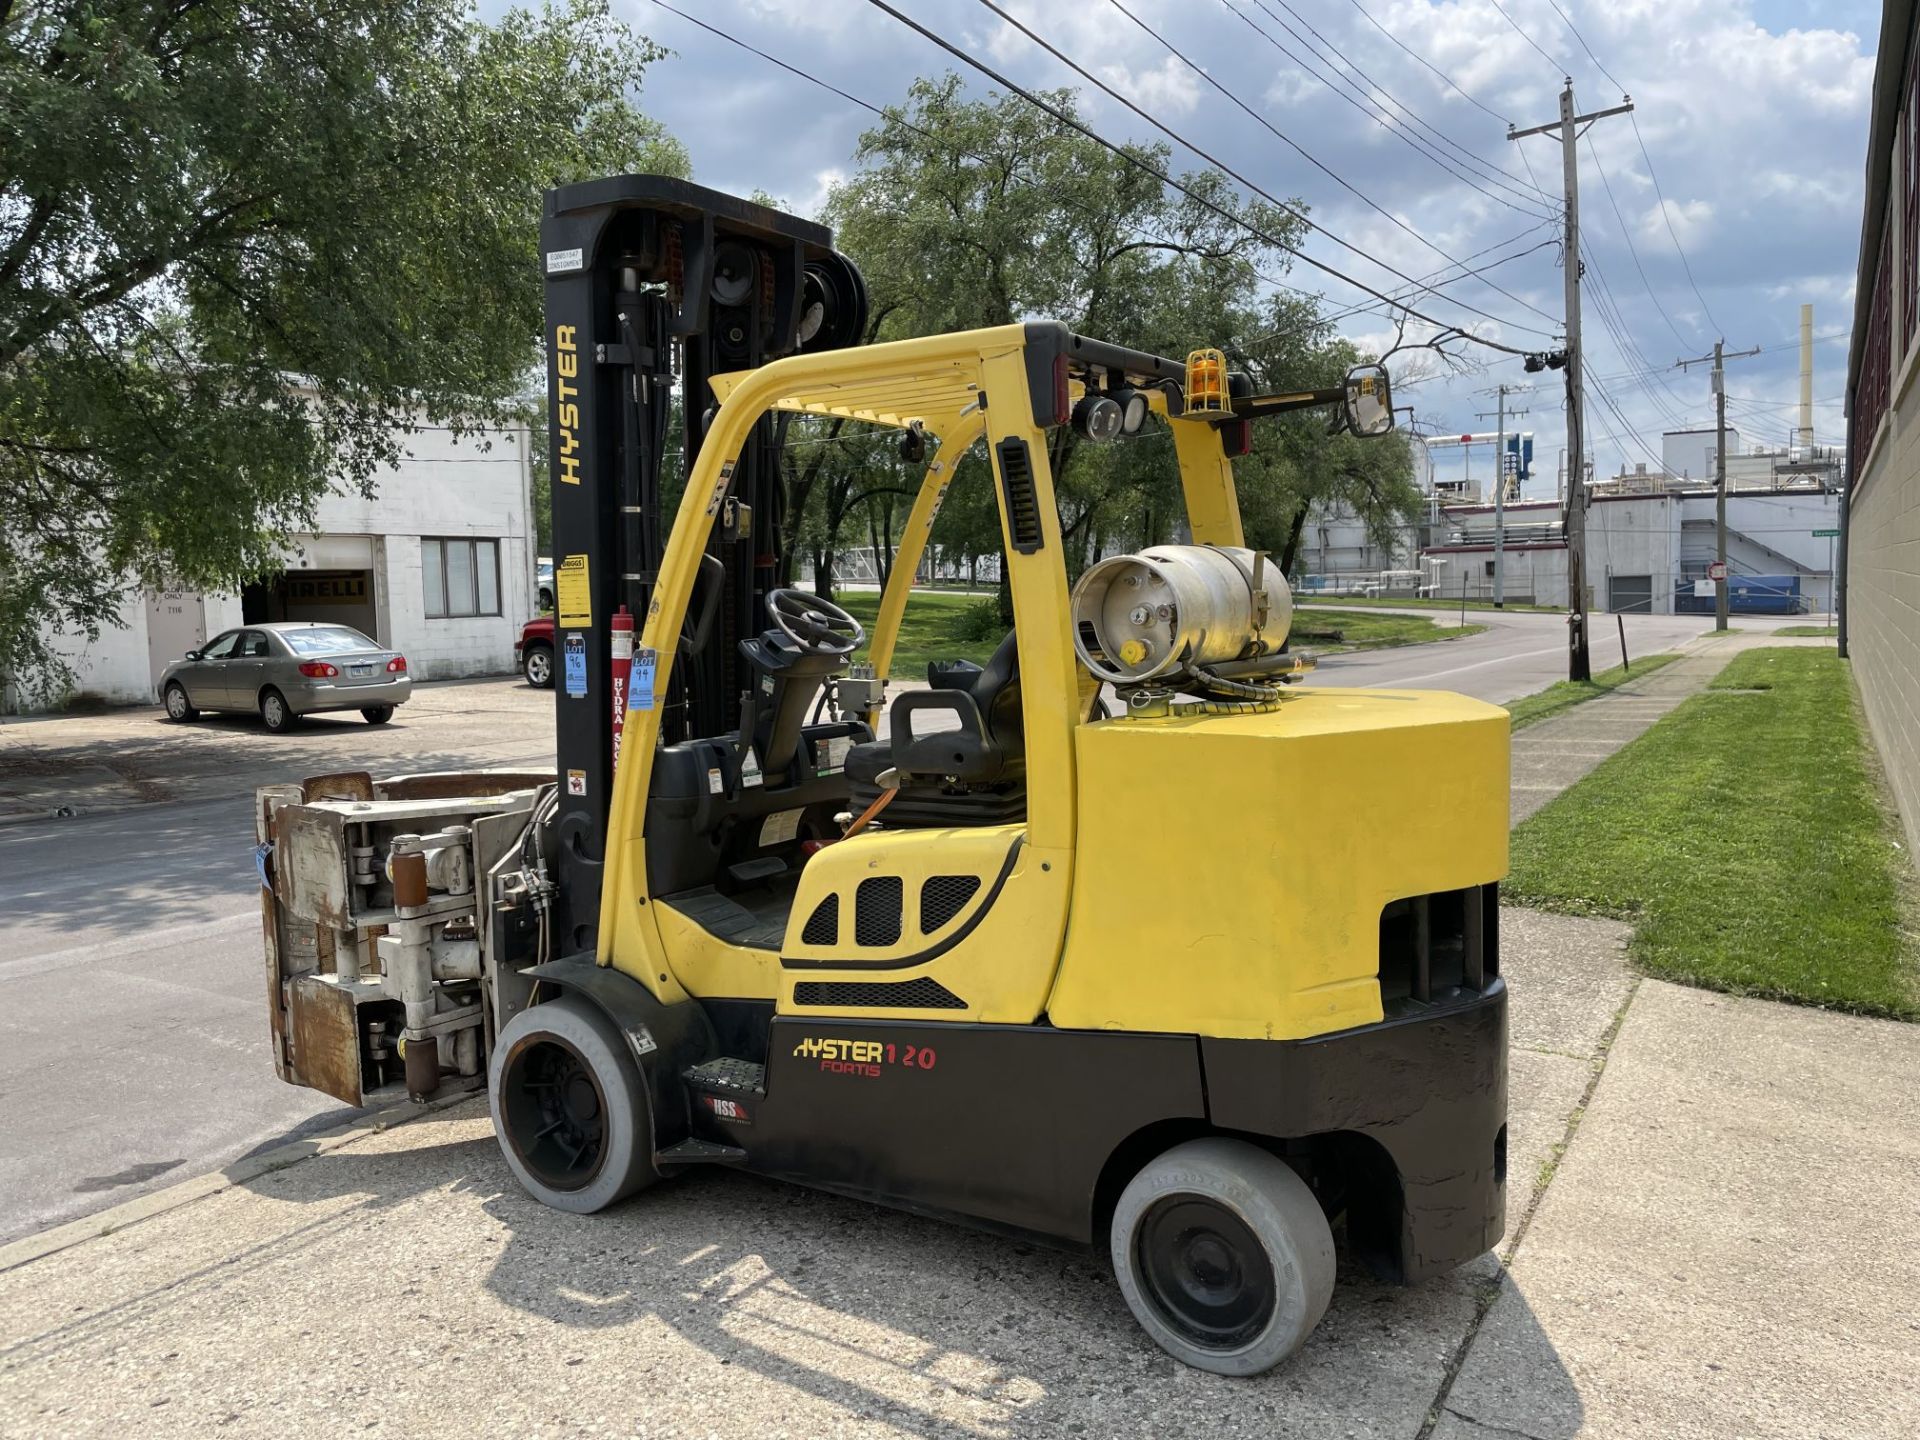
[158,622,413,731]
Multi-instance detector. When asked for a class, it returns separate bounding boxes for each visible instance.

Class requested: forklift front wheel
[489,996,655,1214]
[1110,1138,1336,1376]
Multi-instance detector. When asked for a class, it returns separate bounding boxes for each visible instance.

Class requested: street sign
[1707,561,1727,581]
[1813,528,1840,537]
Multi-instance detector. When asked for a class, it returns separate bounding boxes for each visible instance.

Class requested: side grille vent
[800,893,839,947]
[854,876,903,946]
[996,437,1044,553]
[793,978,967,1010]
[920,875,982,933]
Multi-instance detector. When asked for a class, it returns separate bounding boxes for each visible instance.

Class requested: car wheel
[539,587,555,612]
[163,683,199,722]
[490,995,655,1213]
[259,688,296,732]
[361,705,395,725]
[1110,1138,1336,1376]
[523,643,554,689]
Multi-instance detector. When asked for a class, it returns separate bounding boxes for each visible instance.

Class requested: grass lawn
[835,590,1000,676]
[1507,648,1917,1018]
[830,593,1481,676]
[1296,595,1564,614]
[1774,624,1838,637]
[1504,653,1682,730]
[1290,608,1485,653]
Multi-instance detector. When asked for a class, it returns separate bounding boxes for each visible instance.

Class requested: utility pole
[1679,341,1761,631]
[1477,387,1530,608]
[1511,82,1633,681]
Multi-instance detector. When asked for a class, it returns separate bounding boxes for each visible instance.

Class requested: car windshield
[280,626,380,656]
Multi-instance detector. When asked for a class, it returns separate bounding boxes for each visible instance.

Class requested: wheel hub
[500,1037,610,1192]
[1136,1196,1277,1349]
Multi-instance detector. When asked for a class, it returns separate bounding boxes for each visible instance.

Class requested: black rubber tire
[489,995,654,1214]
[523,643,554,689]
[538,587,554,612]
[361,705,395,724]
[163,683,199,722]
[1110,1138,1336,1376]
[259,688,296,732]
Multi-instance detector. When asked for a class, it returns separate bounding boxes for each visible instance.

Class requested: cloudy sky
[615,0,1876,499]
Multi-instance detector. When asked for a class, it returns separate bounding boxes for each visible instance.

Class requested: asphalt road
[0,611,1799,1244]
[1302,605,1738,700]
[0,684,557,1246]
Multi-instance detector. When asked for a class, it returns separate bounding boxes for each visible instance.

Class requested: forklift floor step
[655,1138,749,1168]
[684,1056,767,1095]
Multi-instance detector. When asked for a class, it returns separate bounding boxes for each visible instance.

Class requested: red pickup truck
[514,615,554,688]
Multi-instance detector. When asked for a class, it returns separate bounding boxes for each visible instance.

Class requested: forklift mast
[539,176,867,954]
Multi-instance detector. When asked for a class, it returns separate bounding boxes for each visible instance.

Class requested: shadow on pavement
[139,1115,1589,1439]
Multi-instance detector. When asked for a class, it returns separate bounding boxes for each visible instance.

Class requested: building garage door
[1608,574,1654,613]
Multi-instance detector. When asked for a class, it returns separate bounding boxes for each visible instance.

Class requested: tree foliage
[0,0,684,691]
[800,76,1419,593]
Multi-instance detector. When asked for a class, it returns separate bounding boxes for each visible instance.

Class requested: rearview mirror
[1344,364,1393,437]
[185,649,202,661]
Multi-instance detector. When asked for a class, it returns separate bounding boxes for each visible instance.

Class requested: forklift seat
[845,631,1027,826]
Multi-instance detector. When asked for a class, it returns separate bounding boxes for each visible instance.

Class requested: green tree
[811,75,1416,601]
[0,0,685,692]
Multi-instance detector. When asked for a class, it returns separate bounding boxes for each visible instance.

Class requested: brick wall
[1848,402,1920,855]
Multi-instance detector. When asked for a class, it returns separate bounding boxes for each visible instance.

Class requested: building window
[423,538,501,618]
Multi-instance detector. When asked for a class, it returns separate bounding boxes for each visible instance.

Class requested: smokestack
[1798,303,1815,454]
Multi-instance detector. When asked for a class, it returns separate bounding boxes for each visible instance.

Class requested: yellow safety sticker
[557,554,591,628]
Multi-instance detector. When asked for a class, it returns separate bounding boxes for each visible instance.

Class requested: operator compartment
[645,590,874,953]
[1048,544,1509,1042]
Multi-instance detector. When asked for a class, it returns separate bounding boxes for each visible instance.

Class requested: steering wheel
[766,588,865,657]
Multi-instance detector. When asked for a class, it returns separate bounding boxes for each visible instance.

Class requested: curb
[0,1087,485,1277]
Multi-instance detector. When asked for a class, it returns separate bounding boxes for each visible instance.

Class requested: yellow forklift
[256,177,1509,1376]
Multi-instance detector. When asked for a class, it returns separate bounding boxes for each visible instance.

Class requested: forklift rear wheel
[490,995,654,1213]
[1110,1138,1335,1376]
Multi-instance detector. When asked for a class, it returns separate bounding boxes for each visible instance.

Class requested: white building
[11,421,539,712]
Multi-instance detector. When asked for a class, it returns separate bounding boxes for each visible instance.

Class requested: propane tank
[1071,544,1292,686]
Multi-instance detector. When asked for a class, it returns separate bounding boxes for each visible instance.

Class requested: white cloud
[1097,54,1201,116]
[1640,197,1712,249]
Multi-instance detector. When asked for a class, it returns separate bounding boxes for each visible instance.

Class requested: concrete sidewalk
[1509,633,1833,824]
[1436,981,1920,1440]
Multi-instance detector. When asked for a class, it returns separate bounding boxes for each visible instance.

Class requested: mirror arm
[1210,387,1344,424]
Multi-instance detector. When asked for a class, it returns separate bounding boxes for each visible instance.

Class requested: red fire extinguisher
[610,605,634,771]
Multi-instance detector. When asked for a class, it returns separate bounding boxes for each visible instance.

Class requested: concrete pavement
[0,909,1619,1440]
[1435,981,1920,1440]
[3,620,1912,1437]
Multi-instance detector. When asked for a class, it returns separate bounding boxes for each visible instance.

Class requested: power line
[1629,113,1721,336]
[642,0,1325,311]
[1342,0,1513,126]
[1321,228,1561,325]
[1582,132,1695,347]
[1488,0,1563,73]
[1544,0,1630,95]
[1228,0,1558,217]
[861,0,1540,353]
[1105,0,1566,324]
[1517,2,1723,339]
